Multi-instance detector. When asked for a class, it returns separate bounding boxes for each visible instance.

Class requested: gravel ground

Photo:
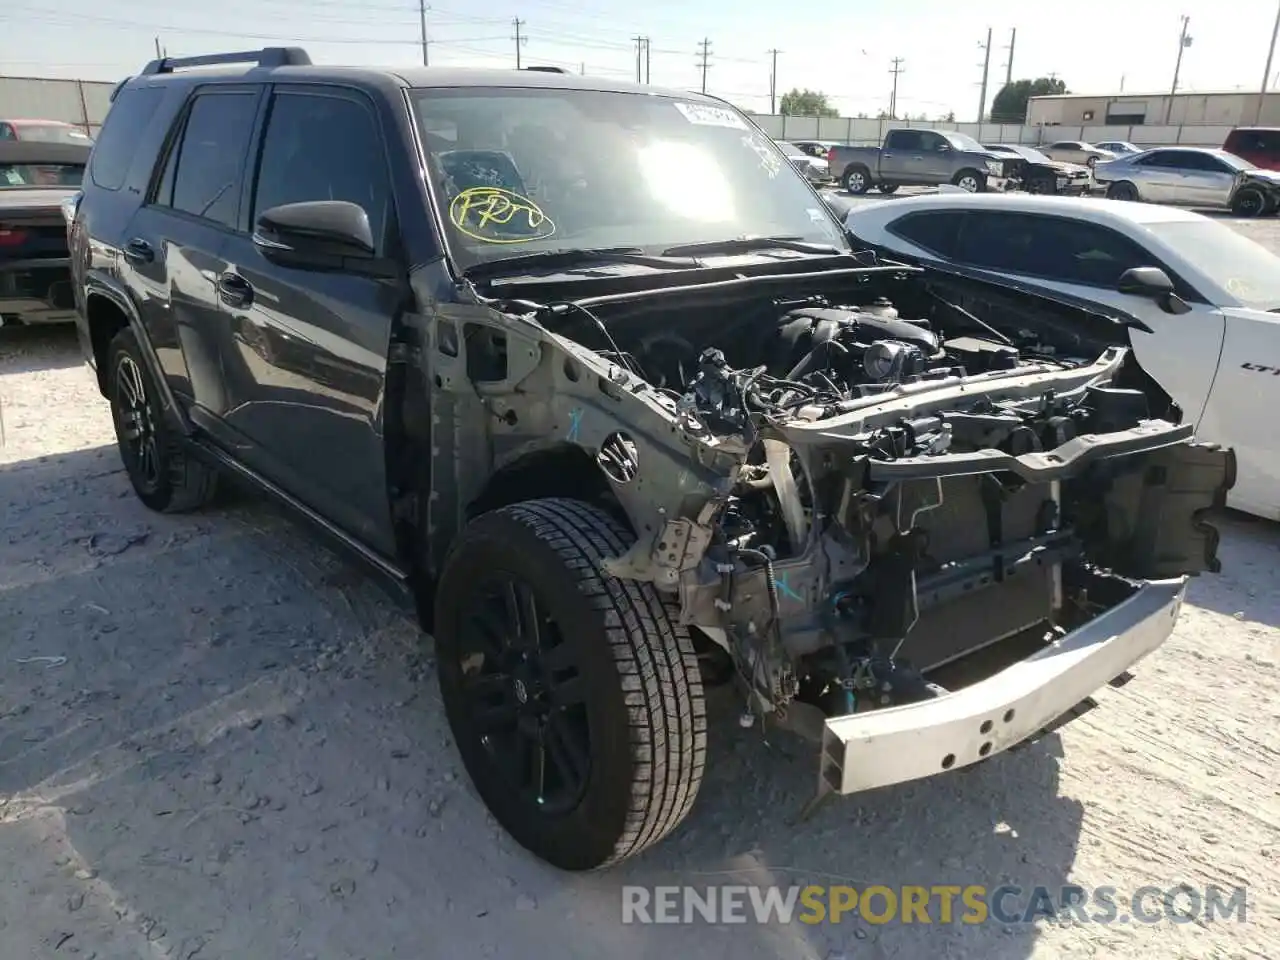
[2,223,1279,959]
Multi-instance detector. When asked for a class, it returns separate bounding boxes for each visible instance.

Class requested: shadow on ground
[0,324,83,376]
[0,445,1086,960]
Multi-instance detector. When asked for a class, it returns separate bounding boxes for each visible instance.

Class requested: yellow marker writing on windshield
[449,187,556,244]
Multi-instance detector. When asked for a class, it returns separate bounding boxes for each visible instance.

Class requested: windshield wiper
[462,246,700,280]
[660,235,844,257]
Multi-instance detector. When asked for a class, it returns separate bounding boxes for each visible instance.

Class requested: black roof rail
[523,65,569,74]
[141,47,311,76]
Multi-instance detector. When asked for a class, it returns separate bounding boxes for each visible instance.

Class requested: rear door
[1129,151,1183,202]
[949,210,1226,426]
[117,85,262,413]
[880,130,920,181]
[216,83,402,555]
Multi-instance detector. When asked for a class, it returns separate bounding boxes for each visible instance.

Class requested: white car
[1042,140,1117,167]
[843,192,1279,519]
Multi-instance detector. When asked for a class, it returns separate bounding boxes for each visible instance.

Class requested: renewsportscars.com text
[621,884,1248,926]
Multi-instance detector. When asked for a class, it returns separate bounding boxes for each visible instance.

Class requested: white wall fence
[0,76,116,137]
[745,113,1236,149]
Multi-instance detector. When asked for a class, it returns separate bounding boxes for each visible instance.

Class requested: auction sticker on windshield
[448,186,556,244]
[674,102,748,130]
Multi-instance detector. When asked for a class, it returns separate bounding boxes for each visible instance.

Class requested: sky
[6,0,1280,119]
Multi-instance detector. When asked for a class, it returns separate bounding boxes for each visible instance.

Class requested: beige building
[1027,90,1280,127]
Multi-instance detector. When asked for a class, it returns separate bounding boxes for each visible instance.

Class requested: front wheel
[434,498,707,871]
[1231,185,1269,218]
[1106,181,1140,202]
[952,169,985,193]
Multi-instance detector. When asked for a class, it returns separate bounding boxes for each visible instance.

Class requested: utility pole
[888,57,904,119]
[580,61,586,75]
[512,18,526,70]
[418,0,429,67]
[768,48,781,114]
[643,37,650,84]
[1256,1,1280,123]
[976,27,993,123]
[632,35,645,83]
[1166,15,1192,122]
[696,38,713,94]
[1002,27,1016,86]
[154,36,164,58]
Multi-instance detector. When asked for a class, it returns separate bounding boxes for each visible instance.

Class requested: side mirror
[1117,266,1191,315]
[253,200,377,269]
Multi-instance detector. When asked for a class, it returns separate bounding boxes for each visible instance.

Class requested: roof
[126,61,717,103]
[853,191,1208,225]
[0,140,93,164]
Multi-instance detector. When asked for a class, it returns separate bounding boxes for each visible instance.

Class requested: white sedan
[842,192,1280,520]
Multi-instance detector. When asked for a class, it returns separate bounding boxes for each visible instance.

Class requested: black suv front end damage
[421,255,1234,799]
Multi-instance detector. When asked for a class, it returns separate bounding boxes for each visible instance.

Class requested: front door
[952,210,1226,426]
[216,84,402,557]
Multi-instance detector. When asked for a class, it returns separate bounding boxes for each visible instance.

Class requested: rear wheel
[877,183,900,194]
[107,327,217,513]
[842,165,871,194]
[434,498,707,870]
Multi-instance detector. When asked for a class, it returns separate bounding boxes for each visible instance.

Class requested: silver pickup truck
[829,128,1014,195]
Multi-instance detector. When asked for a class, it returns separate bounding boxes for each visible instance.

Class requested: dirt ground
[2,226,1278,958]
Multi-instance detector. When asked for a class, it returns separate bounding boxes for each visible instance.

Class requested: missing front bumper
[818,576,1186,794]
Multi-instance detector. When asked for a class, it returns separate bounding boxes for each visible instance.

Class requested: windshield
[12,124,92,145]
[1148,220,1280,309]
[410,88,848,269]
[0,161,85,187]
[777,142,805,157]
[988,144,1049,162]
[947,132,986,152]
[1217,150,1254,171]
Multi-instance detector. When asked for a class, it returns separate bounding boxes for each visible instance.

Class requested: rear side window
[887,211,963,258]
[157,91,258,228]
[90,85,165,191]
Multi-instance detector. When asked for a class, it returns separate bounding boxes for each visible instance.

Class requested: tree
[990,77,1069,123]
[779,88,838,118]
[937,110,956,123]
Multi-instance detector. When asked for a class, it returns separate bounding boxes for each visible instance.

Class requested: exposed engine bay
[446,260,1233,740]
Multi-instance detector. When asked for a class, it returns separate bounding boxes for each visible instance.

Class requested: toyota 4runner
[66,48,1234,871]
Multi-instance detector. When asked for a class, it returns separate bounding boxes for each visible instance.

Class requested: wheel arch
[466,442,623,529]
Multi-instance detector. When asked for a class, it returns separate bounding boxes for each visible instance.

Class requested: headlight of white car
[985,159,1003,176]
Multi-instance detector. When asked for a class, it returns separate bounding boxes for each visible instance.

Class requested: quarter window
[90,85,166,191]
[887,211,964,258]
[159,91,258,227]
[251,91,391,253]
[955,212,1150,289]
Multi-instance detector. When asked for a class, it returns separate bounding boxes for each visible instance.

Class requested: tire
[1106,181,1140,202]
[877,183,900,194]
[434,498,707,871]
[842,165,871,195]
[952,169,985,193]
[107,327,217,513]
[1231,185,1268,218]
[1026,177,1054,195]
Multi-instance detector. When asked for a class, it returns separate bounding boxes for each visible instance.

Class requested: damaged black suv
[68,47,1235,871]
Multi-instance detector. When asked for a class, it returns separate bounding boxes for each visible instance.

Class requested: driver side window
[955,212,1149,289]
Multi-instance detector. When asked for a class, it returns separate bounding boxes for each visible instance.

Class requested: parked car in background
[828,128,1012,194]
[0,140,89,326]
[982,143,1092,194]
[1092,146,1280,216]
[1041,140,1117,167]
[777,140,830,183]
[789,139,839,159]
[1094,140,1140,155]
[841,191,1277,519]
[0,119,93,145]
[1222,127,1280,171]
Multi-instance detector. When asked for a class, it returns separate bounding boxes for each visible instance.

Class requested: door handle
[123,237,154,264]
[217,272,254,308]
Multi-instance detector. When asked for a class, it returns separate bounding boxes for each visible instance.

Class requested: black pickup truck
[66,48,1232,872]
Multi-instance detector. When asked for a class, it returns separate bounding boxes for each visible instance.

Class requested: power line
[888,57,904,119]
[767,48,781,114]
[696,37,712,94]
[512,17,527,69]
